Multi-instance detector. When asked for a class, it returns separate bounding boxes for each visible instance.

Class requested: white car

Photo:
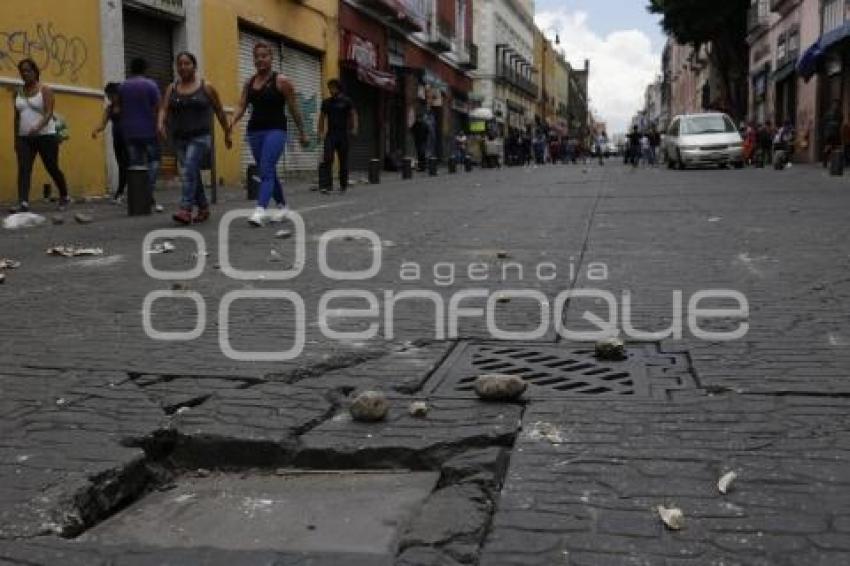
[664,113,744,169]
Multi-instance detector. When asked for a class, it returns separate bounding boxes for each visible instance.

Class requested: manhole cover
[427,341,697,400]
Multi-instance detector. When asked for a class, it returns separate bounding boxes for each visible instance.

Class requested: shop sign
[347,33,378,69]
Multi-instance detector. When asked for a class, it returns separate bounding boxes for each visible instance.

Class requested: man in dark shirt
[119,57,163,211]
[318,79,358,192]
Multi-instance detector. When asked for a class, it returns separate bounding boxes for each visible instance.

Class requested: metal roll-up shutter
[123,8,177,176]
[343,69,379,171]
[238,28,322,180]
[280,44,322,174]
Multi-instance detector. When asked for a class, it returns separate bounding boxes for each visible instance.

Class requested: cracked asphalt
[1,162,849,565]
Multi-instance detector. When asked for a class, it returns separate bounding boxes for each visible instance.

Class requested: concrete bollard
[368,159,381,184]
[428,157,438,176]
[127,166,152,216]
[402,158,413,179]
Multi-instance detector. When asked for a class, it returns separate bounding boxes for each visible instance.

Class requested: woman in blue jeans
[230,42,310,226]
[158,52,232,224]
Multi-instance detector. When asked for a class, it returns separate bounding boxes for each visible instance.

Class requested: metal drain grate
[427,341,697,400]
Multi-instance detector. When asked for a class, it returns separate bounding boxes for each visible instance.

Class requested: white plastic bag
[3,212,46,230]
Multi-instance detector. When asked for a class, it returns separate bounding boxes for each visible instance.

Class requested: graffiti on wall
[0,23,88,82]
[296,93,318,142]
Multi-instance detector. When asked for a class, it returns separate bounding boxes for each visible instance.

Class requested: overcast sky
[534,0,664,134]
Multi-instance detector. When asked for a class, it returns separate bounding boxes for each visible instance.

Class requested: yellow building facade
[0,0,339,203]
[0,1,107,202]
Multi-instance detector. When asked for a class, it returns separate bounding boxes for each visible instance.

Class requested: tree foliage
[648,0,750,119]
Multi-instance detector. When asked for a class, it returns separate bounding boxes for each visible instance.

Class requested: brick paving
[1,162,849,564]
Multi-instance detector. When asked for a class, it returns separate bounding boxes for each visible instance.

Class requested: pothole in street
[426,341,698,400]
[78,470,440,555]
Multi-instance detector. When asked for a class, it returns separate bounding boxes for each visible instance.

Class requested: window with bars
[822,0,844,35]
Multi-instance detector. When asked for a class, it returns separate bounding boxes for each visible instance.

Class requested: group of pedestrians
[740,119,795,168]
[624,125,661,167]
[11,42,357,227]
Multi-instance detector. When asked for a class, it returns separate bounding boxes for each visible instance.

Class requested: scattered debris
[718,471,737,494]
[349,390,389,422]
[148,241,176,254]
[74,212,94,224]
[526,421,564,444]
[3,212,46,230]
[46,246,104,257]
[55,398,67,406]
[707,216,722,223]
[51,214,65,225]
[657,505,685,530]
[474,374,527,402]
[195,468,211,478]
[496,293,511,304]
[408,401,429,418]
[268,249,285,263]
[595,337,626,361]
[0,259,21,270]
[496,250,510,259]
[274,229,292,239]
[171,282,190,291]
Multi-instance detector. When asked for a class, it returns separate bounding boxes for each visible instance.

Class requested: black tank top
[247,72,288,132]
[169,80,212,139]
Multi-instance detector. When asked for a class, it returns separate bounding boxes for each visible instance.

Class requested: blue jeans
[174,134,211,210]
[126,139,161,199]
[247,129,286,208]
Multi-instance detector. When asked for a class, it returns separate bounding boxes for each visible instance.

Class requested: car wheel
[676,151,685,170]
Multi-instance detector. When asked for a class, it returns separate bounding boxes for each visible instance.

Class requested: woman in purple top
[230,42,310,227]
[157,52,232,225]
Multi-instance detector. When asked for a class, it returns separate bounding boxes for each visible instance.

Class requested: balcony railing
[460,42,478,69]
[748,0,769,33]
[496,65,538,97]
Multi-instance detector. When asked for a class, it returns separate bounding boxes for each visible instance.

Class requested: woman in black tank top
[158,51,231,225]
[230,42,311,227]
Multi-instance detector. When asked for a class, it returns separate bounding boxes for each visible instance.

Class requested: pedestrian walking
[626,125,641,167]
[411,110,429,171]
[648,126,660,166]
[230,42,310,227]
[157,51,232,225]
[318,78,357,193]
[91,82,128,204]
[595,131,608,166]
[822,99,843,168]
[11,58,71,213]
[120,58,163,212]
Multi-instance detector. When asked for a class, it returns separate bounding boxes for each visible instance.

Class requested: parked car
[664,113,744,169]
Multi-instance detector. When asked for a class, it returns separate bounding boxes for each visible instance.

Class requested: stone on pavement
[474,374,527,402]
[349,390,390,422]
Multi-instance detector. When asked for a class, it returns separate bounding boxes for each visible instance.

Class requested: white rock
[474,374,527,402]
[350,391,389,422]
[657,505,685,530]
[718,471,737,494]
[408,401,429,418]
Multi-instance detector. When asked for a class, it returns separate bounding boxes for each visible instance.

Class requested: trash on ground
[274,229,292,239]
[74,212,94,224]
[3,212,46,230]
[0,259,21,270]
[526,421,565,444]
[349,390,389,422]
[657,505,685,530]
[474,373,527,401]
[718,471,737,494]
[148,241,176,254]
[46,245,104,257]
[708,216,722,223]
[408,401,429,418]
[496,250,510,259]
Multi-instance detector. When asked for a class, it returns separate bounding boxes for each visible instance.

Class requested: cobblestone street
[2,162,850,565]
